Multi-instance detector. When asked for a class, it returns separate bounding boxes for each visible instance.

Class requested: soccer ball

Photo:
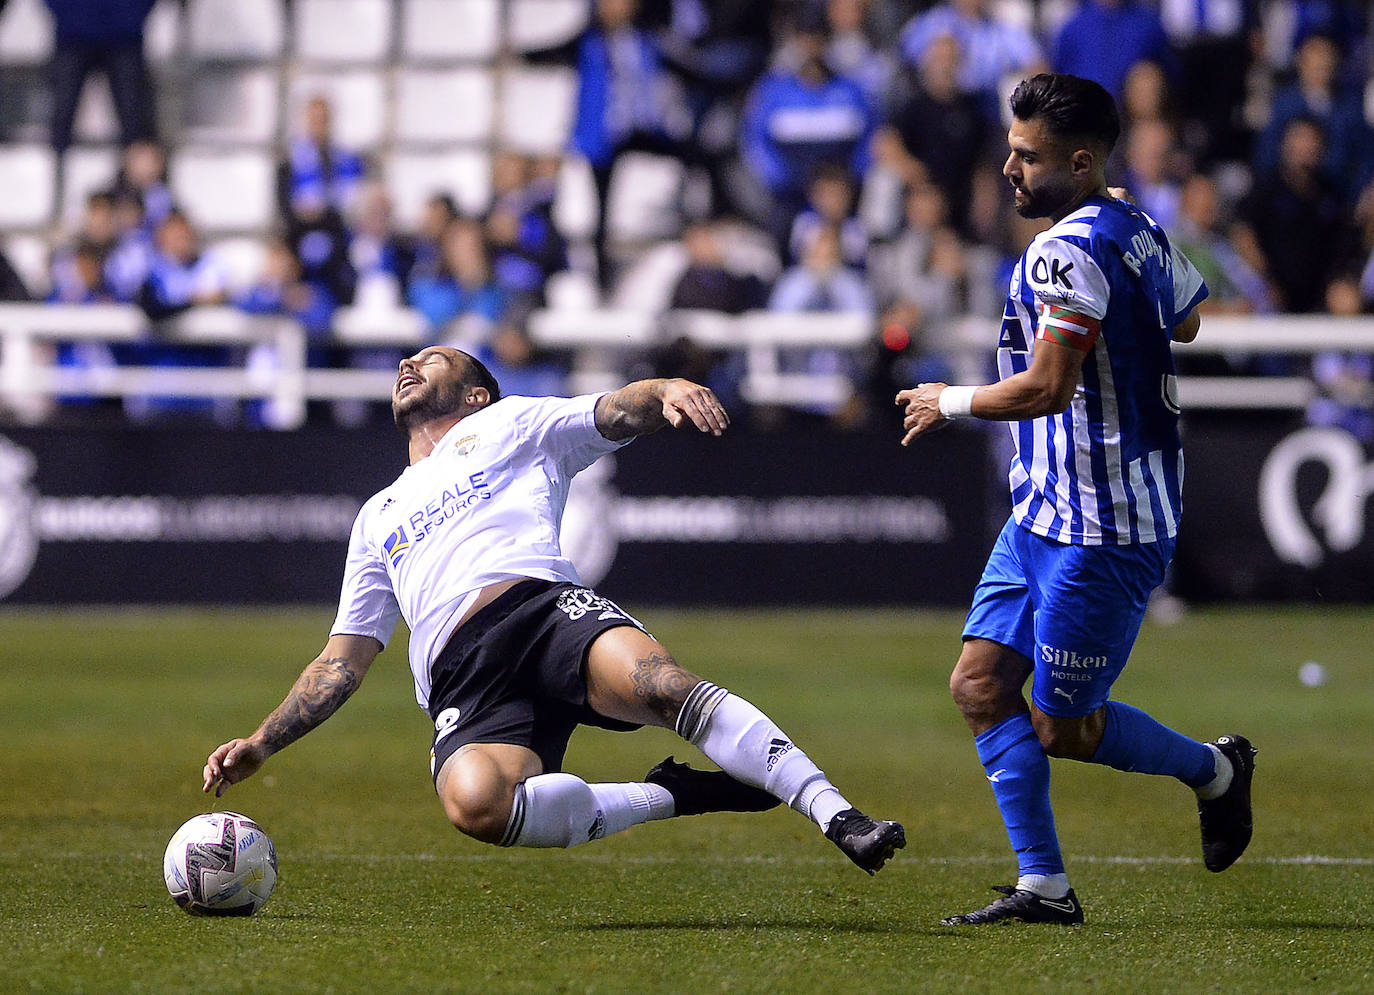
[163,811,278,916]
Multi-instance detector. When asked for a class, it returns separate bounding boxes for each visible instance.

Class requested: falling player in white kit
[202,347,904,873]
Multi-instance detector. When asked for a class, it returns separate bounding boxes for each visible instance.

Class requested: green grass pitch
[2,605,1372,993]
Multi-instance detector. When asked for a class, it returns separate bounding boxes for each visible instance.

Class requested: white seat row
[25,59,577,156]
[0,0,586,65]
[0,143,499,236]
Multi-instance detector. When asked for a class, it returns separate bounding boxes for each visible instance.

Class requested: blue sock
[1089,701,1215,787]
[976,713,1064,877]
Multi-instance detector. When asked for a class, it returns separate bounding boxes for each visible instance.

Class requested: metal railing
[3,303,1371,428]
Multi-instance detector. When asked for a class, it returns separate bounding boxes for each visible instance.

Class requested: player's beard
[1012,175,1076,220]
[393,377,466,434]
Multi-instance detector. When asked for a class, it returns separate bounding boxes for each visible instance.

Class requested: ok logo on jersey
[1031,255,1075,290]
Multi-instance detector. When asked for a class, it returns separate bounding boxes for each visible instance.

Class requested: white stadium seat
[169,149,275,233]
[401,0,500,62]
[605,152,684,243]
[182,68,281,145]
[543,270,599,312]
[0,0,53,65]
[293,0,392,64]
[3,234,52,297]
[0,145,55,228]
[611,241,688,313]
[72,79,120,144]
[187,0,285,61]
[207,236,268,294]
[59,146,121,227]
[393,68,495,145]
[552,155,597,241]
[507,0,588,52]
[384,149,491,227]
[144,0,183,65]
[498,67,577,155]
[991,0,1035,32]
[1035,0,1077,37]
[287,71,389,151]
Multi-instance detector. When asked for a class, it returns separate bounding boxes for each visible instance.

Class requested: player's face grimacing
[392,347,468,430]
[1003,115,1080,221]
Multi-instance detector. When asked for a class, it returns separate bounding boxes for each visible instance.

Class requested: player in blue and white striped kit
[898,74,1257,926]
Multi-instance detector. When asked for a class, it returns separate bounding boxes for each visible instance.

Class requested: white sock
[676,681,852,830]
[1017,873,1071,900]
[1194,744,1234,801]
[500,773,674,848]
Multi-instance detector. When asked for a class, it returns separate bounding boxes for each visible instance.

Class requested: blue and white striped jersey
[996,195,1208,546]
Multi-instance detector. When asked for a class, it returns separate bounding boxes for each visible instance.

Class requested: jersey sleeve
[1170,242,1209,319]
[1025,235,1108,353]
[330,500,401,647]
[516,393,631,475]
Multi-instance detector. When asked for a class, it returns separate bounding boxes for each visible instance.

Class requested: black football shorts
[427,579,645,787]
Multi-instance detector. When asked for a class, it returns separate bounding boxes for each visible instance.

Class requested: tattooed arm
[202,633,382,796]
[594,378,730,442]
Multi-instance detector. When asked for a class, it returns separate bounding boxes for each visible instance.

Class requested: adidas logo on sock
[766,738,794,772]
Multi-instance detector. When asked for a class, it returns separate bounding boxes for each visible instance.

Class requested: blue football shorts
[962,516,1174,717]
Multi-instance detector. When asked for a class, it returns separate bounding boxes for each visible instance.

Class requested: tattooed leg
[628,651,701,726]
[583,627,854,830]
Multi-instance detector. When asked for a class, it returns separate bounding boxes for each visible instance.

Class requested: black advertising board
[0,424,998,606]
[1175,415,1374,601]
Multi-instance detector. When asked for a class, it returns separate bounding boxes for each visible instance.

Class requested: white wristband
[938,385,978,419]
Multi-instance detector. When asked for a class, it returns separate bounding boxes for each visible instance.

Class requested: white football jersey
[330,393,629,707]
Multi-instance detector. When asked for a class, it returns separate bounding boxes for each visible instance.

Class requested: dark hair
[459,350,502,403]
[1009,73,1121,155]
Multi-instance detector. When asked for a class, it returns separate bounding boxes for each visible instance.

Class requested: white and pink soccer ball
[163,811,278,916]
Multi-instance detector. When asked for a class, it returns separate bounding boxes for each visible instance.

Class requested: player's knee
[950,667,1005,719]
[1032,711,1100,760]
[437,758,517,844]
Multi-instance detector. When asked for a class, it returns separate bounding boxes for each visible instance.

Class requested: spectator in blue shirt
[407,218,507,339]
[276,95,368,221]
[235,236,336,343]
[484,151,567,319]
[128,210,234,421]
[1053,0,1176,101]
[348,183,417,309]
[109,140,175,232]
[46,240,118,407]
[559,0,691,289]
[49,240,114,305]
[1254,33,1374,202]
[137,211,228,320]
[104,190,157,302]
[740,4,877,249]
[898,0,1044,122]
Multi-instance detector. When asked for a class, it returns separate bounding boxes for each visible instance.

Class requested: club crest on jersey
[455,434,479,456]
[383,525,410,567]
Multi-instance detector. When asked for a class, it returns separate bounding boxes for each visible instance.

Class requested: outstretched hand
[660,379,730,436]
[895,383,949,446]
[202,737,271,797]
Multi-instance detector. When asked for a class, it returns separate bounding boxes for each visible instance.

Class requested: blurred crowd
[4,0,1374,434]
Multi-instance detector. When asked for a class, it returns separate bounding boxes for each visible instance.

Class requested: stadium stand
[0,0,1371,435]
